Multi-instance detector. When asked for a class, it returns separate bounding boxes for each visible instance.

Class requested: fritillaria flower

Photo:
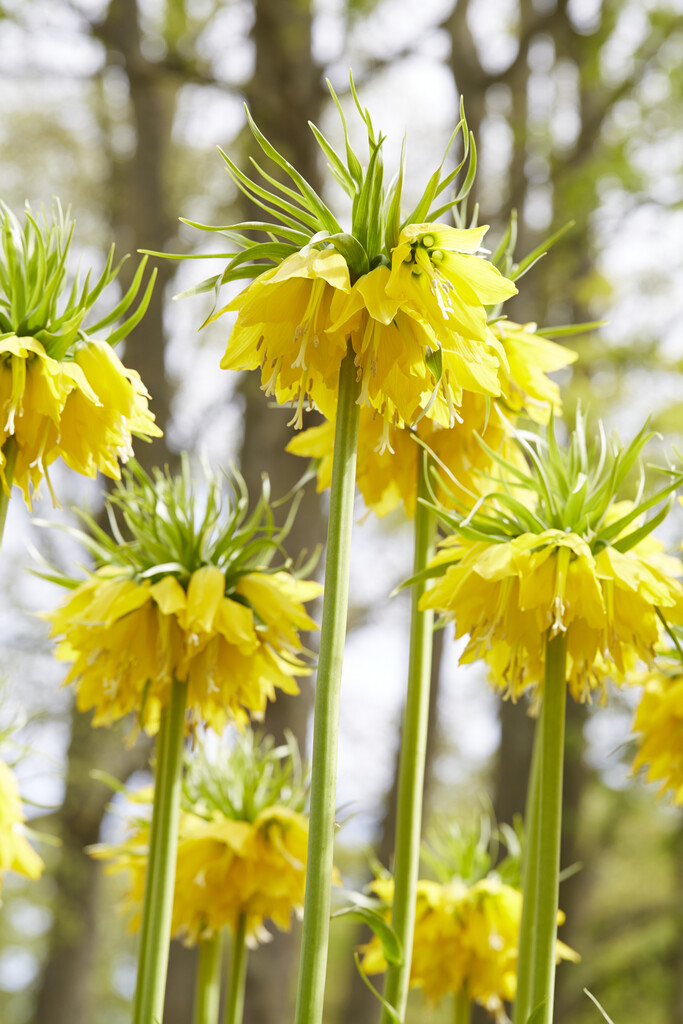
[0,201,160,506]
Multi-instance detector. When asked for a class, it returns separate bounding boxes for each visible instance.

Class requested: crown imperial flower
[360,819,577,1021]
[92,731,314,944]
[420,414,683,701]
[166,81,520,432]
[0,202,161,504]
[42,461,321,734]
[630,633,683,803]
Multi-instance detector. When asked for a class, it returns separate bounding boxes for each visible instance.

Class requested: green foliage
[420,812,523,889]
[183,728,308,822]
[429,408,683,553]
[156,74,476,304]
[0,200,155,360]
[34,455,307,591]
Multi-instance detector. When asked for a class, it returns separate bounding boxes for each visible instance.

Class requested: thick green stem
[132,677,188,1024]
[0,436,18,548]
[453,988,470,1024]
[224,915,248,1024]
[193,931,224,1024]
[513,710,544,1024]
[380,450,436,1024]
[293,346,360,1024]
[530,633,567,1024]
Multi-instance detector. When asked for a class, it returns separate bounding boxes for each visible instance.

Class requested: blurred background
[0,1,682,1022]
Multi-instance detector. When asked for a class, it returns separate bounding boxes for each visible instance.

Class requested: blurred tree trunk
[32,716,152,1024]
[32,1,182,1022]
[238,2,327,1022]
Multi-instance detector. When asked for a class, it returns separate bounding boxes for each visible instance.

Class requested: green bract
[183,728,308,823]
[35,455,308,590]
[420,814,522,889]
[0,200,155,361]
[427,409,683,555]
[151,75,476,298]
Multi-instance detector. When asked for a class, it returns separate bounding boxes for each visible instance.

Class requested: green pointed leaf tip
[421,813,522,889]
[437,412,683,553]
[169,79,482,299]
[0,200,154,358]
[42,456,305,591]
[333,906,402,965]
[583,989,617,1024]
[183,727,309,823]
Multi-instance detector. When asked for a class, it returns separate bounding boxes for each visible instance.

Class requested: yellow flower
[91,730,326,944]
[0,760,44,891]
[182,91,521,433]
[218,249,352,427]
[0,338,161,503]
[287,393,521,519]
[0,203,160,505]
[219,243,518,431]
[45,566,320,734]
[419,414,683,701]
[42,461,321,734]
[492,320,577,423]
[421,530,683,702]
[630,654,683,803]
[95,805,310,945]
[387,224,517,348]
[361,877,577,1021]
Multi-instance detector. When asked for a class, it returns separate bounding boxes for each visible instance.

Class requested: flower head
[42,460,321,734]
[287,395,520,519]
[172,82,519,431]
[286,321,575,519]
[630,631,683,803]
[92,730,314,944]
[0,759,44,892]
[420,413,683,701]
[0,202,161,504]
[387,224,515,348]
[360,818,577,1021]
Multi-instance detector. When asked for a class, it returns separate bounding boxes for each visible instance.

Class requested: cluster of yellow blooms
[0,337,160,504]
[630,647,683,804]
[287,321,575,518]
[45,565,320,734]
[0,203,160,505]
[41,457,322,736]
[218,226,518,432]
[361,876,578,1021]
[423,529,683,702]
[95,802,309,945]
[0,760,43,893]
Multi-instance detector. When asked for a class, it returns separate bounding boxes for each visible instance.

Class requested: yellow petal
[184,566,227,633]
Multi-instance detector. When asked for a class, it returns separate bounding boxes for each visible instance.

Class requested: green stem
[380,450,436,1024]
[453,988,471,1024]
[513,709,544,1024]
[132,677,188,1024]
[193,931,225,1024]
[530,633,567,1024]
[293,346,360,1024]
[224,914,248,1024]
[0,437,18,548]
